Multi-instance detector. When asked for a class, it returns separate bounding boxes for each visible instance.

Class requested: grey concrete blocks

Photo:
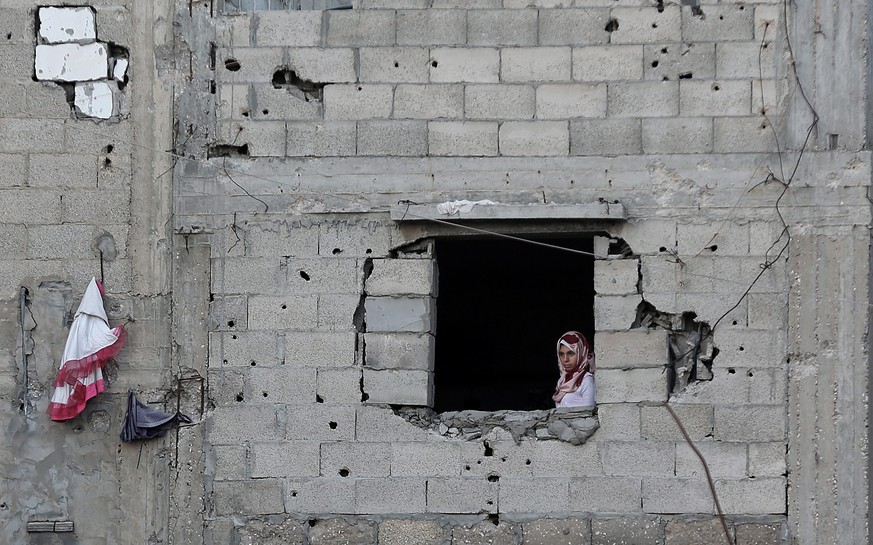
[216,47,284,84]
[713,116,778,152]
[287,48,357,83]
[327,10,396,47]
[644,43,716,81]
[319,219,394,257]
[642,118,714,154]
[355,478,427,513]
[367,258,437,296]
[26,224,125,260]
[321,441,392,477]
[355,405,430,442]
[714,405,785,442]
[467,10,538,46]
[216,120,287,157]
[677,221,750,256]
[682,4,755,43]
[569,477,643,512]
[365,296,434,332]
[465,84,535,119]
[247,295,318,330]
[597,368,669,403]
[378,520,444,545]
[209,330,283,367]
[29,153,98,188]
[426,477,497,513]
[309,519,377,545]
[364,333,434,370]
[570,118,642,155]
[499,121,569,156]
[642,478,714,514]
[594,258,639,295]
[675,440,747,479]
[735,523,781,545]
[324,84,394,120]
[596,403,642,440]
[251,441,320,478]
[523,520,591,545]
[452,520,517,545]
[607,81,679,117]
[285,331,357,367]
[357,120,429,156]
[362,369,432,405]
[212,479,284,515]
[397,10,467,45]
[748,442,786,478]
[536,83,607,119]
[217,84,250,120]
[641,404,713,441]
[591,517,662,545]
[0,119,66,153]
[210,445,248,481]
[500,478,569,512]
[540,9,610,46]
[715,477,786,514]
[601,441,675,476]
[394,84,464,119]
[248,365,317,404]
[359,47,430,83]
[716,42,778,79]
[713,329,784,368]
[286,404,357,441]
[316,367,363,404]
[610,6,682,44]
[253,11,322,47]
[664,518,729,545]
[212,257,283,294]
[287,122,357,157]
[501,47,572,82]
[596,330,669,369]
[62,190,130,224]
[574,45,643,82]
[429,121,499,156]
[0,154,27,189]
[0,189,62,224]
[594,294,642,330]
[393,442,461,476]
[680,80,751,116]
[317,293,360,331]
[430,48,500,83]
[209,406,283,444]
[286,478,355,514]
[0,225,26,257]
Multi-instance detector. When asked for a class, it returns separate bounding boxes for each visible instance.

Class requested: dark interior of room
[433,235,595,412]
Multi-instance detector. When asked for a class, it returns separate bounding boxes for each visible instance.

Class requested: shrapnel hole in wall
[272,69,325,103]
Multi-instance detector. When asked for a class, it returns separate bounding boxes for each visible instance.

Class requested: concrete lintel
[390,202,627,222]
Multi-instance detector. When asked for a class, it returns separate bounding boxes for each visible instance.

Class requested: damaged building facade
[1,0,870,544]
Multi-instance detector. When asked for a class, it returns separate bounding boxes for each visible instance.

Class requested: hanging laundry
[120,390,192,442]
[48,277,127,421]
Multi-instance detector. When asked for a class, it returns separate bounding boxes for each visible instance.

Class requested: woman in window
[553,331,595,408]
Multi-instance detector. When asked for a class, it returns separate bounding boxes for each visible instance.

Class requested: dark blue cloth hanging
[120,389,192,442]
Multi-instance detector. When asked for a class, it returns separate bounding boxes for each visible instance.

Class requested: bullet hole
[487,514,500,525]
[0,502,7,510]
[691,6,704,17]
[465,465,471,471]
[361,392,370,401]
[659,246,667,252]
[73,424,83,433]
[762,43,769,50]
[487,474,500,482]
[104,144,114,153]
[232,335,237,340]
[332,248,342,255]
[483,442,494,457]
[760,122,769,130]
[431,60,438,67]
[661,47,668,54]
[223,359,228,365]
[262,391,268,397]
[679,72,693,79]
[357,86,363,91]
[242,111,250,117]
[476,460,482,465]
[739,4,745,10]
[207,143,249,159]
[748,371,754,377]
[656,0,664,12]
[316,395,324,403]
[365,249,373,254]
[732,320,738,326]
[224,58,241,71]
[713,84,721,91]
[394,61,399,68]
[300,271,311,281]
[308,520,317,527]
[281,304,287,309]
[272,69,325,102]
[652,23,658,28]
[738,346,745,351]
[705,244,718,251]
[339,468,350,477]
[486,500,493,506]
[719,15,724,20]
[236,393,244,402]
[525,459,531,465]
[604,19,619,32]
[262,109,269,115]
[662,76,670,81]
[227,320,235,327]
[291,491,298,497]
[728,368,736,374]
[5,33,10,40]
[104,157,112,167]
[250,361,256,366]
[329,421,338,429]
[651,60,659,68]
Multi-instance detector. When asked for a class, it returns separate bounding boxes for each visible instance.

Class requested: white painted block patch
[75,82,114,119]
[39,7,96,44]
[35,43,109,82]
[113,58,129,81]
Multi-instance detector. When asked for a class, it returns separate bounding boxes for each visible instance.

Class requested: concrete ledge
[390,202,626,221]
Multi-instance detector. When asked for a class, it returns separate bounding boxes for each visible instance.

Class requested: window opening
[433,235,594,412]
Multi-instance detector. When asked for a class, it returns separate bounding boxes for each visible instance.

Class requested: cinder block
[210,330,282,367]
[432,0,500,6]
[286,48,356,83]
[252,441,320,477]
[215,47,284,84]
[378,520,444,545]
[28,153,98,189]
[528,441,601,477]
[607,81,679,117]
[642,118,713,154]
[357,120,428,156]
[642,477,713,514]
[397,10,466,45]
[286,404,356,441]
[367,258,437,296]
[536,83,607,119]
[569,477,642,512]
[601,441,675,477]
[217,84,250,121]
[319,219,394,257]
[285,331,357,367]
[499,121,569,156]
[752,79,778,117]
[430,48,500,83]
[216,12,251,46]
[245,221,318,258]
[355,478,427,514]
[713,116,778,153]
[310,519,376,545]
[215,120,286,157]
[610,6,682,44]
[501,47,572,82]
[0,225,26,257]
[664,518,729,544]
[394,84,464,119]
[573,45,643,82]
[644,42,716,81]
[355,405,430,442]
[715,478,785,514]
[540,9,609,46]
[680,80,750,117]
[364,333,433,371]
[321,442,392,477]
[209,406,283,444]
[429,121,499,156]
[468,10,537,46]
[597,368,669,403]
[0,8,34,46]
[287,122,356,157]
[212,257,284,294]
[362,369,432,406]
[248,365,317,405]
[316,293,360,332]
[283,257,362,294]
[465,84,535,119]
[754,5,781,42]
[594,258,639,295]
[286,478,355,514]
[677,221,750,256]
[213,479,284,515]
[360,47,430,83]
[0,154,27,189]
[748,442,786,478]
[675,440,747,479]
[61,190,129,224]
[27,224,126,259]
[641,404,713,440]
[591,517,662,544]
[746,293,784,330]
[393,442,461,477]
[570,118,642,155]
[365,296,434,333]
[713,329,784,368]
[326,10,396,46]
[735,523,781,545]
[316,367,363,404]
[594,294,642,331]
[324,84,394,119]
[247,295,318,330]
[500,478,569,512]
[253,11,322,46]
[716,42,778,79]
[426,478,497,513]
[682,4,754,43]
[0,119,66,153]
[596,403,641,440]
[714,405,785,442]
[0,189,62,224]
[210,445,248,480]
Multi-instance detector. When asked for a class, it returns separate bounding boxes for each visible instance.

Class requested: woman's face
[558,345,579,373]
